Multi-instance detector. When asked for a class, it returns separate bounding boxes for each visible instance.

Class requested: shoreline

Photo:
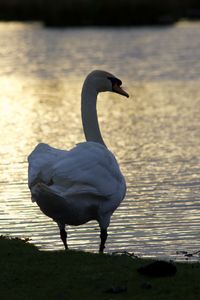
[1,236,200,299]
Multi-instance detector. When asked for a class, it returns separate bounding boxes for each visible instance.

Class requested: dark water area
[0,21,200,261]
[0,0,200,26]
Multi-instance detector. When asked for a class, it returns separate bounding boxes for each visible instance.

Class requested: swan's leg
[99,214,110,253]
[99,228,108,253]
[58,223,68,250]
[60,228,68,250]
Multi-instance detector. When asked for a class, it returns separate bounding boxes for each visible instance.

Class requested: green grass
[0,236,200,300]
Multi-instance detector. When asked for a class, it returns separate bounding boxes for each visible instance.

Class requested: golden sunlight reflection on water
[1,75,200,261]
[0,23,200,260]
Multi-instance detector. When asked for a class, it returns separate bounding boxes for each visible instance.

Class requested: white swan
[28,70,129,253]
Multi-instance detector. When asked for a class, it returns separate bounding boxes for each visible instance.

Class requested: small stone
[105,286,127,294]
[141,282,152,289]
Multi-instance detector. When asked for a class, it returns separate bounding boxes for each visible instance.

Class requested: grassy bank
[0,0,200,26]
[1,236,200,300]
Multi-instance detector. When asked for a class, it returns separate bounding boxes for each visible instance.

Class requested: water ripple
[0,22,200,261]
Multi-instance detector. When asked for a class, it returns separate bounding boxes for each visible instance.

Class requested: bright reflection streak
[0,99,11,115]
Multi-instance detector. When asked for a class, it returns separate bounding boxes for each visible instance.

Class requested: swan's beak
[113,84,129,98]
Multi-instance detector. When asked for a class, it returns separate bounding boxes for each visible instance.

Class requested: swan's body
[28,70,129,252]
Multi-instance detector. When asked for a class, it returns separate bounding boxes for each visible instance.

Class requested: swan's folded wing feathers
[51,142,122,198]
[28,142,123,198]
[47,183,104,198]
[28,143,68,188]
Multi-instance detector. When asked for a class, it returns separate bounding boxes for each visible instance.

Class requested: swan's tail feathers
[31,183,68,216]
[31,183,63,201]
[30,183,49,202]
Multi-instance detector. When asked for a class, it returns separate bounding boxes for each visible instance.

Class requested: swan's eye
[107,77,122,87]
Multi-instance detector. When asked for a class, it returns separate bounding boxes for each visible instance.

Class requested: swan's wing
[28,142,124,199]
[35,182,104,198]
[51,142,124,198]
[28,143,68,188]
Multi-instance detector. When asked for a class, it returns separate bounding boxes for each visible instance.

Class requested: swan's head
[84,70,129,98]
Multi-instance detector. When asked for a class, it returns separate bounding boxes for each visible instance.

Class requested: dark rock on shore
[137,260,177,277]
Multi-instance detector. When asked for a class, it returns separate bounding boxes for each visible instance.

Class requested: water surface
[0,21,200,260]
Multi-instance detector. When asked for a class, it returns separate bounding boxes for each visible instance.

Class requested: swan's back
[28,142,126,205]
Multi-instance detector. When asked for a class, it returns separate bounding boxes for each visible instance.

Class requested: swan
[28,70,129,253]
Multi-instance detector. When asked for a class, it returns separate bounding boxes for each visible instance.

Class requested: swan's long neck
[81,81,106,146]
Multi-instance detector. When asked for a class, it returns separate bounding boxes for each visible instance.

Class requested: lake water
[0,21,200,260]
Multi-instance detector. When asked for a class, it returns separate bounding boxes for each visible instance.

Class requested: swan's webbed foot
[60,227,68,250]
[99,228,108,253]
